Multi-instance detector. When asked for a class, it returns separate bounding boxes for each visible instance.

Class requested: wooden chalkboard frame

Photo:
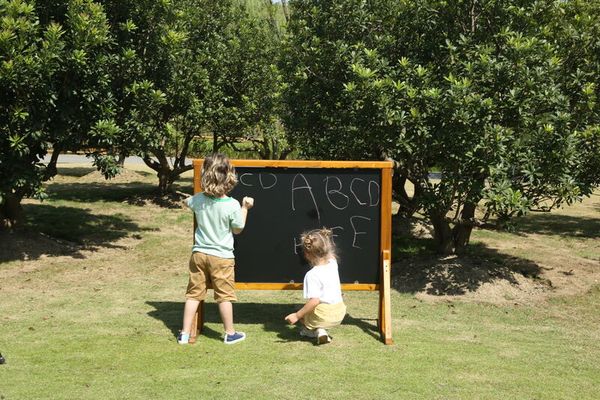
[190,159,393,345]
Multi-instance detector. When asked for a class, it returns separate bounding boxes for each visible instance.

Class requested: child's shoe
[224,331,246,345]
[299,326,318,338]
[177,331,190,344]
[316,328,331,345]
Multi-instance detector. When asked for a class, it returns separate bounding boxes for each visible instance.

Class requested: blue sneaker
[177,331,190,344]
[224,331,246,345]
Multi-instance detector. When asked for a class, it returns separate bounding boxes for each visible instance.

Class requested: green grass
[2,288,598,399]
[1,167,599,399]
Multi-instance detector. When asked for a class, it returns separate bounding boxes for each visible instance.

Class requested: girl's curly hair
[300,227,337,266]
[201,153,237,197]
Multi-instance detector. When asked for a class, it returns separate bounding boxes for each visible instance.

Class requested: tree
[1,0,62,228]
[215,1,290,160]
[97,0,286,194]
[282,0,600,254]
[39,0,115,177]
[1,0,113,229]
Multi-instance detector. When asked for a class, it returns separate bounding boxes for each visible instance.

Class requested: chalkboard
[192,160,393,289]
[191,159,394,343]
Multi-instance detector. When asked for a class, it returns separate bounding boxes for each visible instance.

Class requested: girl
[178,153,254,345]
[284,228,347,344]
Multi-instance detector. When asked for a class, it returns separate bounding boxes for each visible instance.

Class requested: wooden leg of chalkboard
[198,300,204,334]
[378,284,383,332]
[189,300,204,344]
[380,250,393,345]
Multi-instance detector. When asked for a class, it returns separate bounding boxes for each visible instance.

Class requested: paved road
[43,153,443,179]
[42,153,193,167]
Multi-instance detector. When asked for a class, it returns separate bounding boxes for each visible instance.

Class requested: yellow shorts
[303,302,347,330]
[186,252,237,303]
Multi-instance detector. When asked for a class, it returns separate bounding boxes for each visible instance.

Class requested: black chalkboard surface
[228,166,382,285]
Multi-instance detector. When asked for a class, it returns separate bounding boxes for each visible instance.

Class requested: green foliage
[282,0,600,252]
[96,0,284,193]
[1,1,62,224]
[1,0,117,227]
[1,0,285,227]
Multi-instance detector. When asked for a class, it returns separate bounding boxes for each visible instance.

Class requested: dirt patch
[392,252,599,305]
[391,193,600,305]
[78,169,149,184]
[392,254,553,305]
[0,231,79,263]
[124,191,188,209]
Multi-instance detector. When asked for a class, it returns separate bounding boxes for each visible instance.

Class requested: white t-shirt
[303,258,344,305]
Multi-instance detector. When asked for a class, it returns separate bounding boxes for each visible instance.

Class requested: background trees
[1,0,284,228]
[1,0,112,228]
[2,0,598,255]
[282,0,600,254]
[97,0,283,194]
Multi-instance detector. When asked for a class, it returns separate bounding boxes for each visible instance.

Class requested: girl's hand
[242,196,254,209]
[285,313,299,325]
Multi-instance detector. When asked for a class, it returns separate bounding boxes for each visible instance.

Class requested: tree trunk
[0,193,25,230]
[117,153,126,168]
[452,201,476,254]
[281,0,290,23]
[142,152,175,195]
[430,211,454,255]
[43,148,61,181]
[393,174,421,216]
[157,170,173,195]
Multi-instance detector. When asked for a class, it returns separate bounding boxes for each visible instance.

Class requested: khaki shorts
[186,252,237,303]
[303,302,347,330]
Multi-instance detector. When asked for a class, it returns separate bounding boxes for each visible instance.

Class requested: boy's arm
[180,192,193,209]
[232,196,254,235]
[285,298,320,325]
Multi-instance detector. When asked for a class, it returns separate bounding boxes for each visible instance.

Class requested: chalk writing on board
[324,176,350,210]
[259,173,277,189]
[291,173,321,222]
[293,225,345,255]
[350,216,371,249]
[350,178,367,205]
[331,225,344,239]
[237,170,381,257]
[239,172,380,208]
[369,181,380,206]
[239,173,253,187]
[239,172,278,189]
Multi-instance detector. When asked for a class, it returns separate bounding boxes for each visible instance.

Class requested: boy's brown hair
[201,153,237,197]
[300,228,337,266]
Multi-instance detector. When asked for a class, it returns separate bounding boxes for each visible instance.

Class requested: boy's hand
[242,196,254,209]
[284,313,299,325]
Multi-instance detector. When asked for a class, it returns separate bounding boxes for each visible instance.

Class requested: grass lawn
[1,165,599,399]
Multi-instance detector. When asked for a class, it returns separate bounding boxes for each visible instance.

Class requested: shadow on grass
[146,301,382,343]
[46,181,192,208]
[46,182,157,203]
[392,242,545,296]
[0,204,149,262]
[23,203,148,245]
[392,215,546,296]
[514,213,600,239]
[56,166,156,179]
[176,176,194,184]
[56,166,96,177]
[391,203,599,296]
